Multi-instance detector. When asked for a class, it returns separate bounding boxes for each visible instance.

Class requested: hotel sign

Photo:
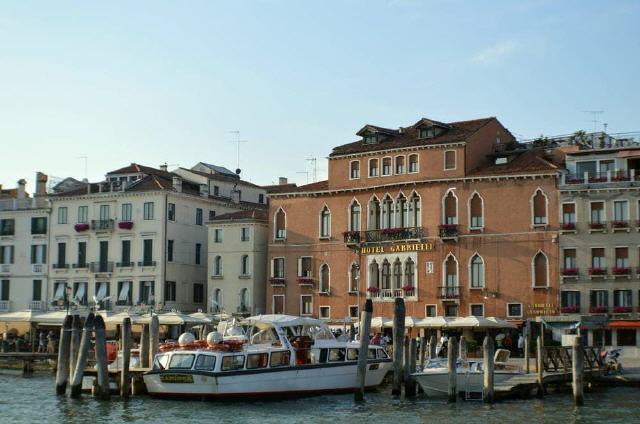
[527,303,558,316]
[360,242,435,255]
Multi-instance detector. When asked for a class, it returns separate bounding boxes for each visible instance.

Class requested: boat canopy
[243,315,326,329]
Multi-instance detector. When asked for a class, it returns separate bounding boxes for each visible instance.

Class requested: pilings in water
[447,337,457,403]
[140,324,150,368]
[572,336,584,406]
[483,336,495,403]
[403,336,410,387]
[120,318,132,399]
[55,315,73,395]
[69,314,82,378]
[149,315,160,367]
[459,336,467,362]
[405,338,417,397]
[419,336,426,366]
[94,315,110,400]
[391,298,405,396]
[70,313,95,398]
[429,335,436,360]
[536,335,545,397]
[354,299,372,402]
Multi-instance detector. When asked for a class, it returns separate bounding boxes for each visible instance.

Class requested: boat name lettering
[159,374,194,384]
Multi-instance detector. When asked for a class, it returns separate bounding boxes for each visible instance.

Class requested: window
[169,354,195,370]
[614,290,632,308]
[419,127,435,139]
[319,306,330,319]
[319,264,330,293]
[562,203,576,225]
[0,280,9,301]
[409,193,421,227]
[195,243,201,265]
[99,204,110,221]
[392,259,402,289]
[142,239,153,265]
[395,156,405,174]
[425,305,436,317]
[600,159,615,173]
[143,202,154,220]
[444,150,456,170]
[576,161,597,176]
[617,330,637,347]
[350,161,360,179]
[382,196,393,229]
[213,186,220,196]
[209,210,216,221]
[613,200,628,223]
[563,249,576,270]
[117,281,132,305]
[470,254,484,288]
[349,263,359,292]
[246,353,268,370]
[194,355,216,371]
[470,304,484,317]
[320,206,331,238]
[139,281,155,304]
[0,219,14,236]
[31,217,47,235]
[380,259,391,290]
[164,281,177,302]
[349,201,361,232]
[241,255,250,275]
[507,303,522,318]
[591,248,605,269]
[213,256,223,276]
[590,202,605,224]
[195,208,203,226]
[77,242,86,267]
[193,283,204,304]
[272,295,285,314]
[0,246,14,264]
[95,281,109,300]
[301,295,313,316]
[167,203,176,221]
[444,254,458,287]
[364,134,377,144]
[368,197,381,230]
[58,207,68,224]
[258,194,265,204]
[73,282,87,305]
[369,159,379,177]
[270,350,290,367]
[120,240,130,266]
[444,305,458,317]
[53,281,66,301]
[532,189,547,225]
[121,203,132,222]
[212,288,222,312]
[382,158,391,176]
[533,252,548,287]
[241,227,250,241]
[469,193,483,228]
[77,206,88,224]
[56,242,66,267]
[408,154,418,173]
[590,290,608,309]
[30,244,46,264]
[349,305,359,319]
[32,280,42,301]
[214,229,223,243]
[615,247,629,269]
[561,291,580,308]
[404,258,415,288]
[443,191,457,225]
[274,208,286,239]
[271,257,284,279]
[167,240,174,262]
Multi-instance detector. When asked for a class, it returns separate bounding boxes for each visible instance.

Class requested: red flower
[74,223,89,232]
[613,306,632,313]
[561,306,578,313]
[367,287,380,293]
[118,221,134,230]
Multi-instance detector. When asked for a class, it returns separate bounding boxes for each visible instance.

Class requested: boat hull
[414,369,520,397]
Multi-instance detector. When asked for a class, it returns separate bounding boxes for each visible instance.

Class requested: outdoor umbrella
[370,316,391,328]
[382,316,420,328]
[102,310,145,325]
[444,316,502,329]
[188,312,216,324]
[415,316,453,329]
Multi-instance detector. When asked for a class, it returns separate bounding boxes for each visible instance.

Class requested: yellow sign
[360,242,435,255]
[159,374,194,384]
[527,303,557,316]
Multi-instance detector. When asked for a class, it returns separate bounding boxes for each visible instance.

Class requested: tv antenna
[306,157,317,182]
[583,110,604,133]
[229,131,248,172]
[296,171,310,184]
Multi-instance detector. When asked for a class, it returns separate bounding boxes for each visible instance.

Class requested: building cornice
[328,141,466,161]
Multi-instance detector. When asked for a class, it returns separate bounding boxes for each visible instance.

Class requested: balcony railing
[297,277,314,287]
[612,220,630,230]
[269,277,286,286]
[0,301,9,312]
[565,170,633,185]
[439,224,459,239]
[589,221,607,230]
[91,219,114,231]
[438,286,460,300]
[53,263,69,270]
[90,262,114,273]
[560,222,576,231]
[0,264,10,273]
[28,301,44,311]
[72,263,88,269]
[588,267,607,276]
[589,306,608,314]
[32,264,44,273]
[137,260,157,267]
[366,287,416,300]
[116,261,135,268]
[560,306,579,314]
[613,306,633,313]
[561,268,578,276]
[364,227,425,243]
[612,267,631,276]
[343,231,361,244]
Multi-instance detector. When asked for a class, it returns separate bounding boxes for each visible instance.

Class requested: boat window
[168,354,195,369]
[318,349,328,363]
[346,348,377,361]
[221,355,245,371]
[194,354,216,371]
[328,348,345,362]
[153,354,169,370]
[247,353,269,369]
[376,349,389,359]
[270,351,291,368]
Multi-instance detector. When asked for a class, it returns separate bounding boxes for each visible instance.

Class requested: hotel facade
[266,117,562,324]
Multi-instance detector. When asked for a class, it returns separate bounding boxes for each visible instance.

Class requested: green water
[0,373,638,424]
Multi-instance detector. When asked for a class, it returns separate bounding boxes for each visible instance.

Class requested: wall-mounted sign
[360,242,435,255]
[527,303,557,316]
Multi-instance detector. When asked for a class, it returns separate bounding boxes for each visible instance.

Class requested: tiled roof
[211,209,268,221]
[181,168,262,189]
[469,149,560,176]
[265,180,329,195]
[106,163,172,178]
[330,117,496,157]
[264,183,299,194]
[0,188,18,199]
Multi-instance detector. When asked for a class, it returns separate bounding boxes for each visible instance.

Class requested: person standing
[517,333,525,357]
[38,331,46,353]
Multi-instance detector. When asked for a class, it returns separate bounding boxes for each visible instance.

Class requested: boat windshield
[168,354,196,369]
[153,354,170,370]
[250,327,279,345]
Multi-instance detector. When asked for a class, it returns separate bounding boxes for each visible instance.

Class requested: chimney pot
[17,179,27,199]
[35,172,48,196]
[160,164,168,172]
[278,177,288,185]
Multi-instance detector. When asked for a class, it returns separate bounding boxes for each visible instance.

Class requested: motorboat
[143,314,392,398]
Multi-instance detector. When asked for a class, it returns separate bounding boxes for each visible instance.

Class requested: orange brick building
[266,117,561,325]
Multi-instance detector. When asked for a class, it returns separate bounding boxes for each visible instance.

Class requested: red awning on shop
[609,320,640,329]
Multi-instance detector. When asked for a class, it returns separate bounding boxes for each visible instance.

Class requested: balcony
[588,221,607,232]
[364,227,425,243]
[116,261,135,268]
[28,301,44,311]
[439,224,459,240]
[137,260,157,267]
[612,267,631,278]
[297,277,314,287]
[589,306,608,314]
[269,277,286,287]
[0,264,10,274]
[438,286,460,300]
[612,220,630,232]
[32,264,45,273]
[366,287,416,301]
[90,262,114,273]
[91,219,114,231]
[52,263,70,270]
[588,267,607,278]
[560,306,579,314]
[343,231,361,244]
[613,306,633,314]
[0,301,9,312]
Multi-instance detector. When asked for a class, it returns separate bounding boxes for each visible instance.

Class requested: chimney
[35,172,48,196]
[173,176,182,193]
[17,179,27,199]
[160,164,168,172]
[278,177,288,185]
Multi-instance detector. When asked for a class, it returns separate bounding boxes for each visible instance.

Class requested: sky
[1,0,639,191]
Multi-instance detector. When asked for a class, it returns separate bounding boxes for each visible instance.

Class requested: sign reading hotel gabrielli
[360,242,435,255]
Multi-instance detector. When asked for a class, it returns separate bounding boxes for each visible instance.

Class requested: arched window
[349,263,359,292]
[368,197,381,230]
[213,255,222,276]
[532,189,548,225]
[274,208,286,239]
[395,156,405,174]
[408,154,419,173]
[319,264,330,293]
[349,200,361,232]
[470,254,484,288]
[212,288,222,312]
[443,190,458,225]
[350,160,360,179]
[409,193,421,227]
[369,261,379,290]
[320,206,331,238]
[533,252,549,287]
[381,259,391,290]
[395,194,408,228]
[382,195,394,229]
[239,288,249,311]
[469,192,484,228]
[404,258,415,287]
[444,254,458,286]
[241,255,249,276]
[393,258,403,289]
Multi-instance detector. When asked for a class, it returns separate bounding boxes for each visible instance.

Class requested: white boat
[143,314,393,399]
[413,358,522,398]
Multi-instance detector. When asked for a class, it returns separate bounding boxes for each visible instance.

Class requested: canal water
[0,373,637,424]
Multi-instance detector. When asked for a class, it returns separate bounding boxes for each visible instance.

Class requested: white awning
[74,283,86,302]
[118,282,130,301]
[96,282,107,300]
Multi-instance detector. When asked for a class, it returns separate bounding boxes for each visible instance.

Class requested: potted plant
[612,220,628,228]
[118,221,134,230]
[560,306,578,313]
[74,223,89,232]
[589,221,605,229]
[613,306,632,313]
[367,286,380,294]
[589,306,607,313]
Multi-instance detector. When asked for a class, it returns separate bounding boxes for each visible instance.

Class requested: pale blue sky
[1,1,639,190]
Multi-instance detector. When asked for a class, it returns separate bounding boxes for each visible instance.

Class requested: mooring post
[483,336,495,403]
[391,298,406,396]
[405,338,417,397]
[355,299,373,402]
[55,315,73,394]
[94,315,110,400]
[572,336,584,406]
[429,335,436,360]
[403,335,410,385]
[524,319,530,374]
[140,324,150,368]
[149,314,160,367]
[70,313,95,398]
[69,314,82,378]
[536,335,544,397]
[459,336,467,362]
[447,336,457,403]
[120,318,132,398]
[419,335,426,366]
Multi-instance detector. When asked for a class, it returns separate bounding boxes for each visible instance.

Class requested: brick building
[266,117,561,325]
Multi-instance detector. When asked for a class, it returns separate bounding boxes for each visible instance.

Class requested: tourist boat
[143,315,393,398]
[412,358,522,397]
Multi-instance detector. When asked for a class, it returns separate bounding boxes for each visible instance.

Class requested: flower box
[566,177,583,184]
[367,287,380,293]
[588,176,607,183]
[269,278,285,285]
[561,268,578,276]
[401,285,415,292]
[612,220,628,228]
[439,224,458,230]
[74,223,89,232]
[589,306,607,313]
[561,222,576,230]
[613,306,632,313]
[588,267,606,275]
[297,277,313,285]
[381,227,405,235]
[589,222,606,229]
[561,306,579,313]
[612,267,631,275]
[118,221,134,230]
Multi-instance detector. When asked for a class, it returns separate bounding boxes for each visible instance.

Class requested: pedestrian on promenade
[517,333,524,357]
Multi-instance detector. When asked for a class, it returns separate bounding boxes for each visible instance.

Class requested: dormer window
[364,134,378,144]
[419,127,436,139]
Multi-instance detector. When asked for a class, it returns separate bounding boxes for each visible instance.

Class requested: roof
[469,149,560,176]
[565,146,640,156]
[180,168,262,189]
[197,162,238,178]
[210,209,267,222]
[330,117,495,157]
[264,180,329,195]
[264,183,299,194]
[0,188,18,199]
[106,163,172,178]
[52,172,200,197]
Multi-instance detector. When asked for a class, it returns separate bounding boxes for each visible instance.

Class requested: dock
[0,352,57,376]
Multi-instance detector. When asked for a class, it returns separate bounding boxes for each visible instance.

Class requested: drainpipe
[161,192,168,310]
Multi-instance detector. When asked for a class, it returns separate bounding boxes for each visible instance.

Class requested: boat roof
[243,314,327,328]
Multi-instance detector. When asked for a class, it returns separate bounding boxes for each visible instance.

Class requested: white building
[47,163,266,314]
[0,173,50,313]
[207,210,268,316]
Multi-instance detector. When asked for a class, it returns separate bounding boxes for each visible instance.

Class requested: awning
[609,320,640,329]
[580,315,609,330]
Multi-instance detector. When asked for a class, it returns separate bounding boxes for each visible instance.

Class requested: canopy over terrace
[0,310,43,323]
[137,311,208,325]
[444,316,507,329]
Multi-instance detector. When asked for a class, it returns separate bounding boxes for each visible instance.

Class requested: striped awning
[609,320,640,329]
